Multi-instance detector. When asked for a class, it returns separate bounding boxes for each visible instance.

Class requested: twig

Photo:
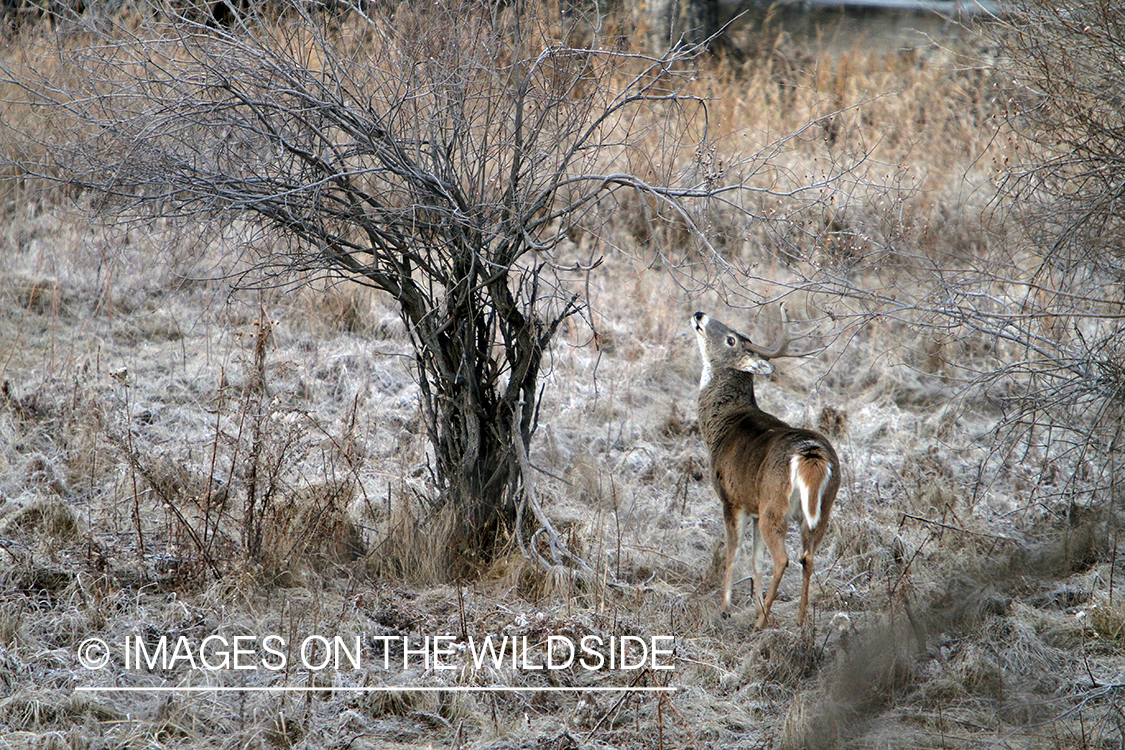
[109,432,220,578]
[1081,647,1099,689]
[584,669,650,743]
[513,401,595,578]
[899,513,1018,544]
[457,585,468,644]
[1111,527,1118,606]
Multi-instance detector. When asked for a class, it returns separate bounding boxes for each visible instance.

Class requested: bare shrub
[3,0,687,575]
[1,0,868,578]
[93,304,375,583]
[974,0,1125,510]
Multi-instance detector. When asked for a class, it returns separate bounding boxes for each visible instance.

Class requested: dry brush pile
[0,1,1124,748]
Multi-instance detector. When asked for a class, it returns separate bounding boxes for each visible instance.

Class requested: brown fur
[693,310,841,628]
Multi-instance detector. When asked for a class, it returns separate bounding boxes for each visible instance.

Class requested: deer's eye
[726,336,736,347]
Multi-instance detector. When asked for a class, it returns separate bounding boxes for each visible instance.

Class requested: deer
[692,304,840,629]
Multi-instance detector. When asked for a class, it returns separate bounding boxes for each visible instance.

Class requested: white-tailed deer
[693,305,840,628]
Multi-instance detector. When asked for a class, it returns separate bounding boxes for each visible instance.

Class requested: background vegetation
[1,0,1123,748]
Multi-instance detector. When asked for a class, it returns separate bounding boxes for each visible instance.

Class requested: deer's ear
[737,355,774,375]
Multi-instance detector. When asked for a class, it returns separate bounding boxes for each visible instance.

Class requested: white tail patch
[790,454,831,530]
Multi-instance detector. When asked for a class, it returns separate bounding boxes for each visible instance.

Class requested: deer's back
[705,405,838,516]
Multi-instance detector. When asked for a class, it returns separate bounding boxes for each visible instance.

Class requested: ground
[2,7,1125,750]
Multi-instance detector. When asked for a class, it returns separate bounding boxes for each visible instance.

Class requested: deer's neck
[698,370,770,450]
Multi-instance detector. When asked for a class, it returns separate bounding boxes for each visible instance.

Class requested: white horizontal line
[76,686,676,693]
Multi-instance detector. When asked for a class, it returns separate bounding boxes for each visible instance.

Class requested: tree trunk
[403,263,559,575]
[641,0,718,53]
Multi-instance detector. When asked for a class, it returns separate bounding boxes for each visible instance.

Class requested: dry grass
[0,5,1122,750]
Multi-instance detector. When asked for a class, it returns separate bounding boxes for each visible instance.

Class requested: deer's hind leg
[798,518,830,626]
[754,509,790,630]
